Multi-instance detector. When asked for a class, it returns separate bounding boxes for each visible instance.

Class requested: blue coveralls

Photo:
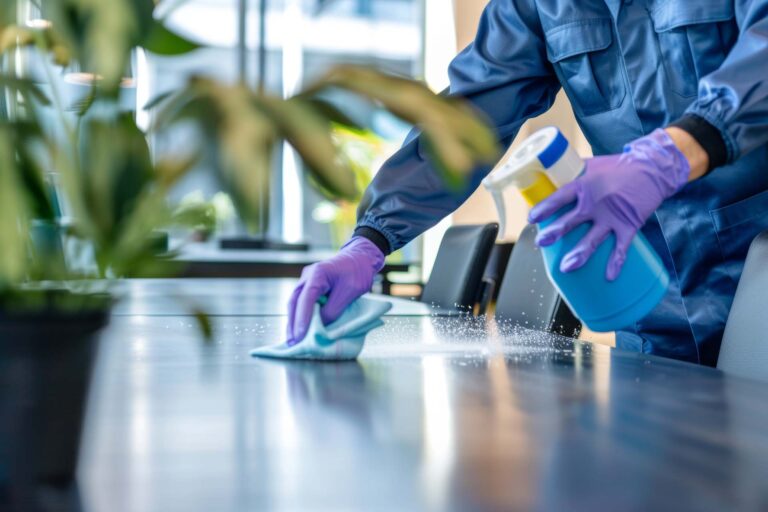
[356,0,768,366]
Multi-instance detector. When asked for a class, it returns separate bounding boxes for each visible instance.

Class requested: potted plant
[0,0,500,507]
[0,3,209,506]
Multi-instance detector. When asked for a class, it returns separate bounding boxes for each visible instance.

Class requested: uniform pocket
[711,189,768,262]
[544,19,626,117]
[651,2,737,98]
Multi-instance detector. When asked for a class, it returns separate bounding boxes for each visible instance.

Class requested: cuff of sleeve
[353,226,392,255]
[668,114,728,172]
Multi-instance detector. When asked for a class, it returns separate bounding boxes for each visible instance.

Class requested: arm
[665,127,709,180]
[669,0,768,179]
[530,1,768,281]
[286,1,560,341]
[354,0,561,254]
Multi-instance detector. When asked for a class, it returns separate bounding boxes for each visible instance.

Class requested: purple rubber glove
[286,237,385,346]
[528,129,690,281]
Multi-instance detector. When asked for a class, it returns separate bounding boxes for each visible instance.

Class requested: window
[152,0,425,251]
[15,0,425,262]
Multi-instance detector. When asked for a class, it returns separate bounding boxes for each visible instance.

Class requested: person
[287,0,768,367]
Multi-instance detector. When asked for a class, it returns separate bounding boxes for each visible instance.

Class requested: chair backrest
[421,224,498,311]
[477,243,516,316]
[717,231,768,381]
[494,225,581,337]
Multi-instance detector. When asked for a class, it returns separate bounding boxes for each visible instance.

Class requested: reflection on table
[79,303,768,512]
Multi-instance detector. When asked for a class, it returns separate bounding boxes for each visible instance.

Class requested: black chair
[477,243,515,316]
[717,231,768,381]
[494,225,581,337]
[420,224,499,312]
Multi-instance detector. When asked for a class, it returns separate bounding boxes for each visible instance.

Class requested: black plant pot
[0,305,109,510]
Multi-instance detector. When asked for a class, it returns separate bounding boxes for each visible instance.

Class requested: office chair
[477,243,516,316]
[718,231,768,381]
[420,224,498,312]
[494,224,581,337]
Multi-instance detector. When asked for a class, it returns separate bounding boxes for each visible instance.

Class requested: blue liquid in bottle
[484,126,670,332]
[538,212,669,332]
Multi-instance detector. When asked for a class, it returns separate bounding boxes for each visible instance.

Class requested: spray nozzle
[482,127,583,238]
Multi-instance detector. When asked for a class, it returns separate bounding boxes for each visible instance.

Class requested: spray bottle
[483,127,669,332]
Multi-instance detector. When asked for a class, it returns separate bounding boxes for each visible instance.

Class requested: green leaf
[0,23,71,66]
[150,87,216,130]
[109,189,174,276]
[190,79,275,233]
[78,113,154,251]
[255,96,357,200]
[112,115,155,224]
[133,0,158,40]
[303,66,500,189]
[0,127,30,283]
[0,75,51,106]
[143,90,175,111]
[17,146,56,221]
[51,0,139,88]
[0,25,36,53]
[155,69,498,234]
[152,81,272,233]
[67,86,97,116]
[154,154,200,188]
[113,243,182,278]
[172,200,216,232]
[331,125,383,199]
[142,20,200,56]
[0,5,14,29]
[192,310,214,341]
[94,151,217,278]
[159,290,214,340]
[301,97,364,130]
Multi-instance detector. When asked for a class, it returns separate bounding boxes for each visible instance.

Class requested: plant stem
[35,32,78,160]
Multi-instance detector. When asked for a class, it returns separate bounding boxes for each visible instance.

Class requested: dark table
[77,279,768,512]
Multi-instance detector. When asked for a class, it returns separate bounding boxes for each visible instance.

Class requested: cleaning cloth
[251,297,392,361]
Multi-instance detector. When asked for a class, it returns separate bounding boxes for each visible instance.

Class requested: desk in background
[173,243,418,295]
[111,278,435,317]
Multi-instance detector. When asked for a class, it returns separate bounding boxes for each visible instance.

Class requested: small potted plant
[0,0,499,506]
[0,2,212,503]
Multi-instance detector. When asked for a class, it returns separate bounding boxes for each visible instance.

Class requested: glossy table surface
[79,279,768,512]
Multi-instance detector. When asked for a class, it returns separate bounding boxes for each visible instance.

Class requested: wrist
[667,113,728,176]
[342,236,386,271]
[630,129,691,193]
[665,127,709,181]
[351,226,391,255]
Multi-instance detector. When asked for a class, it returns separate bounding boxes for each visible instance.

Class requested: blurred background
[148,0,425,249]
[15,0,590,281]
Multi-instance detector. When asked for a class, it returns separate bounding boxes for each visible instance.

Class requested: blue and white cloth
[251,298,391,361]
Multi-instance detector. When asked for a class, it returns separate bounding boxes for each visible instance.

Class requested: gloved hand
[528,129,690,281]
[286,236,385,346]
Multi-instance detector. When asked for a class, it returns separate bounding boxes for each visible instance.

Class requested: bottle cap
[519,172,557,207]
[483,127,580,203]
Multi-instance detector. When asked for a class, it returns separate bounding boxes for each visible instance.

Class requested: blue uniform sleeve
[685,0,768,164]
[354,0,560,253]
